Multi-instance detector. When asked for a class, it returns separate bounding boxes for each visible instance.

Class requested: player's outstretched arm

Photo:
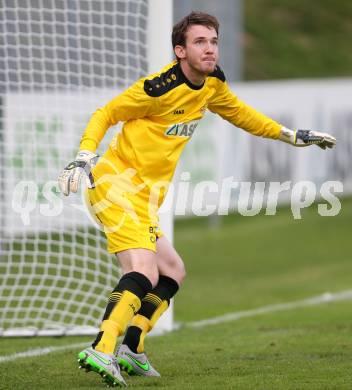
[58,150,98,196]
[279,127,336,150]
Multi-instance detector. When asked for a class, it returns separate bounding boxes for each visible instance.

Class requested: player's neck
[179,61,206,86]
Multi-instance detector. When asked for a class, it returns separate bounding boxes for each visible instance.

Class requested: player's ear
[174,45,186,59]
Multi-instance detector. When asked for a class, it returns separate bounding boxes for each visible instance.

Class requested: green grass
[175,197,352,321]
[0,197,351,389]
[1,303,352,389]
[245,0,352,80]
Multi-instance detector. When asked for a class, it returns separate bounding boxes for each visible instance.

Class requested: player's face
[177,25,219,76]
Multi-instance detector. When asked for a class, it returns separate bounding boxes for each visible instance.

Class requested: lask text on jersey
[165,120,199,137]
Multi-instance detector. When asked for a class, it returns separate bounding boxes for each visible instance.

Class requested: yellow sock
[95,291,141,354]
[131,300,169,353]
[122,275,179,353]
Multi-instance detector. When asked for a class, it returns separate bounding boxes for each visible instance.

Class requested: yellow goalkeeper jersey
[80,60,282,186]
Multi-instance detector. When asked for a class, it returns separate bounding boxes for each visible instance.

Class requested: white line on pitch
[1,290,352,364]
[185,289,352,328]
[0,342,87,364]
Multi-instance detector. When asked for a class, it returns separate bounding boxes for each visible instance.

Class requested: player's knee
[135,267,158,288]
[177,261,186,285]
[169,258,186,286]
[148,272,159,289]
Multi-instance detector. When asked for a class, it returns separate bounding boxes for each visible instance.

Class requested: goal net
[0,0,173,336]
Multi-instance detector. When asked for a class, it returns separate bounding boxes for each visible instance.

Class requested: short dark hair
[172,11,219,51]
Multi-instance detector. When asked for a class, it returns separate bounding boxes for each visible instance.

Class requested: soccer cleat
[77,347,127,387]
[116,344,160,377]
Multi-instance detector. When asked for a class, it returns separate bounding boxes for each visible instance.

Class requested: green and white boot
[116,344,160,377]
[78,347,127,387]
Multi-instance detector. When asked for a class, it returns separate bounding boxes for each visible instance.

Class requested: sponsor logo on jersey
[173,109,184,115]
[165,120,199,137]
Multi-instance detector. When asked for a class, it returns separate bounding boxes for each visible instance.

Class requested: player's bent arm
[58,104,113,197]
[79,107,113,152]
[80,78,158,152]
[58,79,158,196]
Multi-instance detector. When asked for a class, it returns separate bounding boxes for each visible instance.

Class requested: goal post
[147,0,174,335]
[0,0,174,337]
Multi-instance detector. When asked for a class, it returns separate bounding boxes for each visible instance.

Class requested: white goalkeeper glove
[279,127,336,150]
[58,150,98,196]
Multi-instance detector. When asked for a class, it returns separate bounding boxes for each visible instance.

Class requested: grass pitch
[0,198,351,389]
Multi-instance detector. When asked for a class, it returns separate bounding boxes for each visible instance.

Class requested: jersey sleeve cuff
[79,139,98,153]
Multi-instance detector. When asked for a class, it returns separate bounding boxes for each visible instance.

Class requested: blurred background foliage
[244,0,352,80]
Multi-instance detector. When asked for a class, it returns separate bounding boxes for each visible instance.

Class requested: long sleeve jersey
[80,60,282,186]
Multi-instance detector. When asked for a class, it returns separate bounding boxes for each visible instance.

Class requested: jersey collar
[177,62,205,90]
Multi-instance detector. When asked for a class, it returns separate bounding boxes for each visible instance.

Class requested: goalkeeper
[58,11,336,388]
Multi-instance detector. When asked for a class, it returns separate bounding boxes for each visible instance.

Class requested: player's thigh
[87,151,160,254]
[116,248,159,288]
[155,236,186,285]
